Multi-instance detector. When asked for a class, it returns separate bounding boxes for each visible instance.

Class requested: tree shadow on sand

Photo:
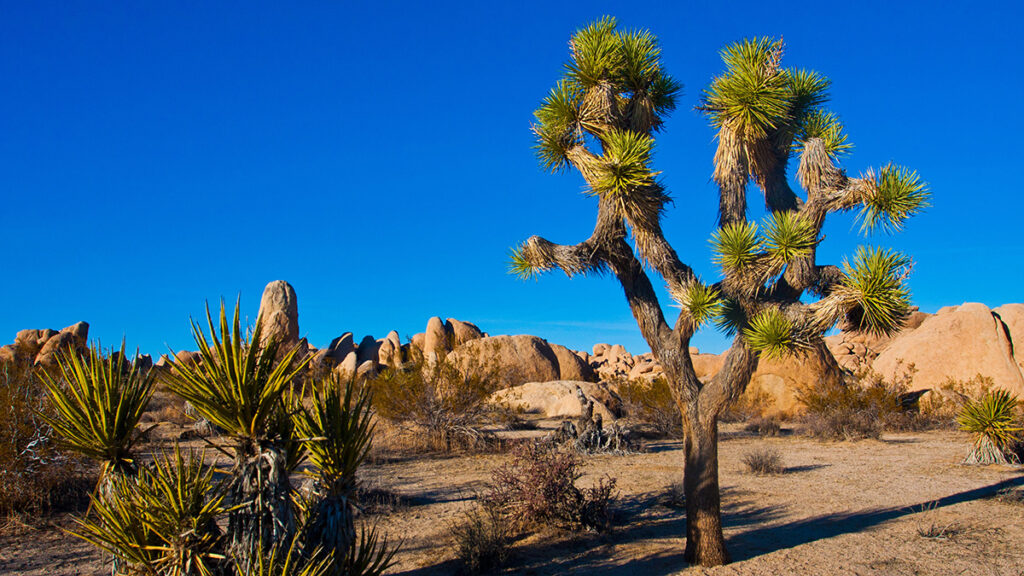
[726,474,1024,562]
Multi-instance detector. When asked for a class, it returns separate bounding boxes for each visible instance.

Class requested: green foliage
[784,68,831,120]
[533,80,583,173]
[507,244,541,280]
[242,539,330,576]
[742,308,797,359]
[701,37,791,140]
[762,211,817,265]
[672,281,722,329]
[958,390,1022,463]
[295,375,374,491]
[73,446,228,576]
[566,16,621,88]
[711,221,762,274]
[164,301,308,445]
[859,164,930,234]
[592,129,659,196]
[838,246,912,336]
[40,342,155,476]
[712,297,747,337]
[794,109,851,160]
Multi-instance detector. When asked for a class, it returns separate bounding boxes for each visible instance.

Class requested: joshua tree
[511,18,927,565]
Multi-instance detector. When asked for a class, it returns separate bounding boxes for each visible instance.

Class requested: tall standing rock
[257,280,300,351]
[423,316,451,364]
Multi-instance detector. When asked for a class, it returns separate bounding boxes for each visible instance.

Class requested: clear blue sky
[2,1,1021,357]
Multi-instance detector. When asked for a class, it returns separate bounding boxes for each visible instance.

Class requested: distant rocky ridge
[3,280,1022,419]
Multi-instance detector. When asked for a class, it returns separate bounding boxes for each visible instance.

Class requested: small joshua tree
[511,18,927,565]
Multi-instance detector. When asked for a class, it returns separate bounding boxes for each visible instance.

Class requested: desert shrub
[367,357,499,451]
[661,481,686,509]
[450,505,511,575]
[744,416,781,437]
[741,447,784,475]
[721,387,775,423]
[0,361,92,516]
[797,363,931,439]
[920,374,995,423]
[958,389,1022,465]
[483,442,616,532]
[618,377,682,437]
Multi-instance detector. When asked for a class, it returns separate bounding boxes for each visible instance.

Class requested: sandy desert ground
[2,422,1022,576]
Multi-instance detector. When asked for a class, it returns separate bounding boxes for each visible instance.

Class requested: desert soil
[2,424,1022,576]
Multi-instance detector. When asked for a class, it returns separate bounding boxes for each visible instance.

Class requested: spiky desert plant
[293,375,394,576]
[164,301,309,570]
[40,341,155,481]
[73,445,228,576]
[512,20,926,566]
[242,539,330,576]
[958,390,1022,465]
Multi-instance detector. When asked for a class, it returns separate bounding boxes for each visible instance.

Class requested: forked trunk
[682,409,729,566]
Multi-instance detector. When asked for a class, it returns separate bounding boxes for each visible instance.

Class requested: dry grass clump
[744,416,782,437]
[367,357,500,452]
[0,361,93,518]
[618,377,682,437]
[661,481,686,509]
[741,447,784,475]
[449,505,511,575]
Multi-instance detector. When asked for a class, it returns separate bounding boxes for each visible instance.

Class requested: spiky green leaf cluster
[837,246,913,336]
[858,164,930,234]
[508,244,542,280]
[794,109,851,160]
[958,390,1022,450]
[533,17,680,171]
[701,38,792,140]
[742,307,797,360]
[593,129,659,195]
[164,301,309,444]
[73,446,228,576]
[41,342,155,476]
[763,211,817,264]
[295,375,374,490]
[711,221,762,274]
[243,539,331,576]
[713,297,747,336]
[673,281,722,329]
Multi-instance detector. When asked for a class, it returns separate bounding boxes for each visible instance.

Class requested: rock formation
[256,280,300,350]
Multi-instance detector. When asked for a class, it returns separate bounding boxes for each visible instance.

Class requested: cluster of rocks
[6,278,1023,425]
[0,321,91,366]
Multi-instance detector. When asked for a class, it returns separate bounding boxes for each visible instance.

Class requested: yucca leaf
[701,37,790,140]
[794,109,851,160]
[958,390,1022,450]
[592,128,659,196]
[672,281,722,329]
[566,16,621,88]
[294,375,374,490]
[742,307,799,359]
[164,300,309,447]
[857,164,930,234]
[711,221,762,274]
[762,211,817,265]
[508,243,544,280]
[40,341,154,476]
[833,246,913,336]
[712,297,747,337]
[617,28,660,90]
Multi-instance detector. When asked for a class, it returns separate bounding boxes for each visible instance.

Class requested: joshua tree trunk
[682,410,728,565]
[229,442,295,570]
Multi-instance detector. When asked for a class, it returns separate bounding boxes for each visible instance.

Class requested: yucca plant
[242,539,330,576]
[164,301,309,570]
[958,390,1022,465]
[40,341,155,481]
[294,375,395,576]
[73,445,228,576]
